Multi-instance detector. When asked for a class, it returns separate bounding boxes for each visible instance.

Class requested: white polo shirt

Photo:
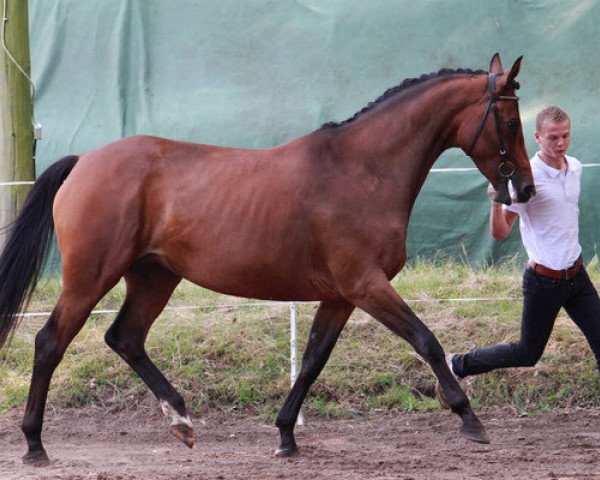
[505,152,582,270]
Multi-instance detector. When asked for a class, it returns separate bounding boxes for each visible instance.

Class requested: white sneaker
[446,353,463,383]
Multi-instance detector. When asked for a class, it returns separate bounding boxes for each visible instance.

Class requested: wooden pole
[0,0,35,230]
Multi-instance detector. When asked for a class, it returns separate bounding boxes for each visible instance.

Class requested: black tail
[0,155,79,348]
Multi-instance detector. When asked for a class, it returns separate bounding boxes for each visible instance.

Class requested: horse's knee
[414,329,444,362]
[298,353,320,380]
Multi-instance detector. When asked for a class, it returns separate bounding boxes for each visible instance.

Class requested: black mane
[320,68,487,129]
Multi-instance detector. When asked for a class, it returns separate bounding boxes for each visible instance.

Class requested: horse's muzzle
[515,183,536,203]
[493,178,536,205]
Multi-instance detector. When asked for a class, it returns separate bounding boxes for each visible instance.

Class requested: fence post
[0,0,35,235]
[289,302,304,426]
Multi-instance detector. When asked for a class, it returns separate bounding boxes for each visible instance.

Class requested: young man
[449,106,600,382]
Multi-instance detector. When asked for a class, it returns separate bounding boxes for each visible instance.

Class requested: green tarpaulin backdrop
[27,0,600,266]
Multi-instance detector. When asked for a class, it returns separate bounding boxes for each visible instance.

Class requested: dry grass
[1,258,599,418]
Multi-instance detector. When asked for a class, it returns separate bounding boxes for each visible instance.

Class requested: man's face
[535,119,571,162]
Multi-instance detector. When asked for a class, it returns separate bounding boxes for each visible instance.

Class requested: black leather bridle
[466,73,520,179]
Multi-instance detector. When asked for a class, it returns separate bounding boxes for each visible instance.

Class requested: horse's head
[459,54,535,205]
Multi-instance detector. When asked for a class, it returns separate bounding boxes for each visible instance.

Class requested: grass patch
[1,259,599,418]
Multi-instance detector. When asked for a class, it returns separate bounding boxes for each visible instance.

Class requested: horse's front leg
[343,271,489,445]
[275,300,354,457]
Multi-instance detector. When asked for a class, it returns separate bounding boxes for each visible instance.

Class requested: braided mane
[320,68,487,129]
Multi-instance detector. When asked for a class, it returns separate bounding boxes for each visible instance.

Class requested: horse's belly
[180,265,334,302]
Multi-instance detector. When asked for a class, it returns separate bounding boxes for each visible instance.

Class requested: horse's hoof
[275,444,298,458]
[460,422,490,444]
[22,449,50,467]
[169,423,195,448]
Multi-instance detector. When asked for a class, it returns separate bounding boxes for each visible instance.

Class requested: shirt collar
[533,152,569,178]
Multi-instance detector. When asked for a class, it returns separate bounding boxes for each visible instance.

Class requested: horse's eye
[506,120,520,134]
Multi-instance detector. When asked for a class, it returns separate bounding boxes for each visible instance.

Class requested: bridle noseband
[466,73,520,179]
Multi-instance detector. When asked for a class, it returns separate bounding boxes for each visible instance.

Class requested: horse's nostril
[517,183,535,203]
[525,184,536,198]
[518,184,536,202]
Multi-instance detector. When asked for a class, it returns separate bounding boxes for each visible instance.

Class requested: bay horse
[0,53,534,466]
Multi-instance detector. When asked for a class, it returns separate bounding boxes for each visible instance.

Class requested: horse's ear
[505,56,523,86]
[489,53,504,73]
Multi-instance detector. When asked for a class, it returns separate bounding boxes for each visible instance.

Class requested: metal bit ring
[499,161,515,179]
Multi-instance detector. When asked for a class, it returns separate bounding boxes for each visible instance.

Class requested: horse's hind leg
[103,260,193,447]
[275,300,354,457]
[22,281,119,466]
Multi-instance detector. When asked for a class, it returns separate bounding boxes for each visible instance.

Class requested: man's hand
[488,184,519,240]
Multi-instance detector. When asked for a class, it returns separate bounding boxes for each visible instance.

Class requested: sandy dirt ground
[1,405,599,480]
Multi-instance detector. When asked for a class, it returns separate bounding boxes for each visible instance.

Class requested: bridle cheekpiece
[466,73,520,179]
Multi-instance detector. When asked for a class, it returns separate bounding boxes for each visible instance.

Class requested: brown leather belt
[528,255,583,280]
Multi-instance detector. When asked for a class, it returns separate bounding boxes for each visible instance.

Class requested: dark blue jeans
[453,265,600,378]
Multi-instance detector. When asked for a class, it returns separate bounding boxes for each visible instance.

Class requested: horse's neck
[336,78,478,207]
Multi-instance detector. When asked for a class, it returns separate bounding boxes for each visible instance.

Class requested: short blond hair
[535,106,570,132]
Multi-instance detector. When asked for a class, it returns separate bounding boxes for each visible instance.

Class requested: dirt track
[1,405,599,479]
